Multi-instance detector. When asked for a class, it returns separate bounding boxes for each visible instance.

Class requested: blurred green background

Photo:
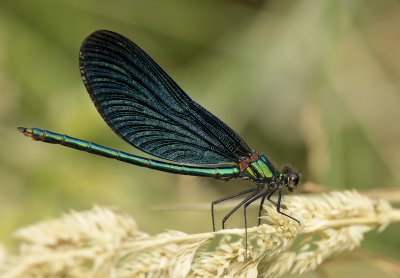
[1,0,400,276]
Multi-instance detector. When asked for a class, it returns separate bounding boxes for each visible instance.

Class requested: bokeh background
[1,0,400,276]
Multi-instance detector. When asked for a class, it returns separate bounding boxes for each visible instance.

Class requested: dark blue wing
[79,30,252,165]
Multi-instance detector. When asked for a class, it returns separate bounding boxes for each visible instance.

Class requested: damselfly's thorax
[239,152,299,190]
[239,152,276,181]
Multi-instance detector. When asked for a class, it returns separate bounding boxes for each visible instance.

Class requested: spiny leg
[221,186,263,229]
[258,187,275,225]
[267,188,278,207]
[211,188,256,231]
[242,190,271,254]
[276,188,300,225]
[257,195,267,226]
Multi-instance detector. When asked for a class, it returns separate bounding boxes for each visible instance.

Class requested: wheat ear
[0,190,399,277]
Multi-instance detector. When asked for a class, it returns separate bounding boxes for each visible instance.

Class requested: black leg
[267,188,278,207]
[257,194,267,226]
[221,187,263,229]
[276,188,300,225]
[242,190,270,254]
[258,186,275,225]
[211,188,256,231]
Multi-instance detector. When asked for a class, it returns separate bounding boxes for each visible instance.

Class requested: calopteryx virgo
[18,30,300,248]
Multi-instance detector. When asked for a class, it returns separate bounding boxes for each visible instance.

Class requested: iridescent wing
[79,30,252,165]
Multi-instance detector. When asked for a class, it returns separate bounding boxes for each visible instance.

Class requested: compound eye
[288,173,299,187]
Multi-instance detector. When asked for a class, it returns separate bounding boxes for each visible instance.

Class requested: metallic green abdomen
[19,127,241,180]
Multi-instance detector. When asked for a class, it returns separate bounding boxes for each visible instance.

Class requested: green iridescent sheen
[18,30,301,250]
[25,127,241,179]
[242,155,274,181]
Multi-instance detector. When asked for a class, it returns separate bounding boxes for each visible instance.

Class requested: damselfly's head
[280,167,299,192]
